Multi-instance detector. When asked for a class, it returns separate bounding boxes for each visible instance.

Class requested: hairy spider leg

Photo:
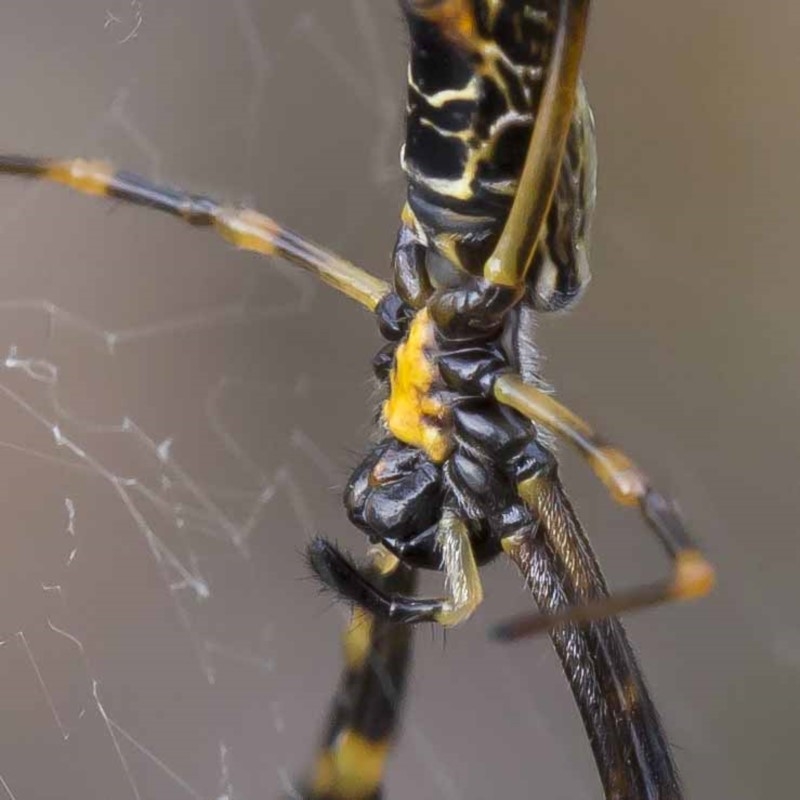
[299,550,416,800]
[504,474,683,798]
[492,374,715,639]
[0,155,390,311]
[308,511,483,627]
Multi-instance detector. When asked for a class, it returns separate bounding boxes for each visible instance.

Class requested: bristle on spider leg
[306,538,442,625]
[306,537,365,606]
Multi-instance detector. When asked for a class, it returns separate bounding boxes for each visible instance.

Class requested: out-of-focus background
[0,2,796,798]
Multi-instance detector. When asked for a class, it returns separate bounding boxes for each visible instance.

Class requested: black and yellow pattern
[300,562,416,800]
[493,373,715,638]
[399,0,594,309]
[0,3,714,800]
[0,155,389,311]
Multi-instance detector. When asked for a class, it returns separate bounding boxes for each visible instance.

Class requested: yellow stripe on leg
[671,549,716,600]
[342,607,375,671]
[1,155,391,313]
[44,159,114,196]
[494,375,650,505]
[435,513,483,627]
[311,729,390,800]
[343,544,401,669]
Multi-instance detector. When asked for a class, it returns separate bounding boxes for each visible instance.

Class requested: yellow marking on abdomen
[383,308,452,463]
[411,0,477,47]
[311,729,390,800]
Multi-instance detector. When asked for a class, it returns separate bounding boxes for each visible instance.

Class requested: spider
[0,2,714,798]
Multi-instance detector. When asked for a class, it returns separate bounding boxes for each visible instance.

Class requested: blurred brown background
[0,1,796,798]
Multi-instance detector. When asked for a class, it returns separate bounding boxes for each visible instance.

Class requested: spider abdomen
[398,1,596,309]
[402,2,556,226]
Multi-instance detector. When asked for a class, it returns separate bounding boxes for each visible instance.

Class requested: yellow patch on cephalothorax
[383,308,452,463]
[310,729,390,800]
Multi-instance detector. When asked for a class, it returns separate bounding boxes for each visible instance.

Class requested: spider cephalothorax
[349,293,555,560]
[311,290,557,626]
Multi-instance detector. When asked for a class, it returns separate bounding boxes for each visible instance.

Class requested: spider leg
[498,477,683,796]
[492,374,715,640]
[0,155,390,311]
[309,512,483,627]
[301,548,415,800]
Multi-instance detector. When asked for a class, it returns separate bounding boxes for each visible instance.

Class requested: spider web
[0,1,735,799]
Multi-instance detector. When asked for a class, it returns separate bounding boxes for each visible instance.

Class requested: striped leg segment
[493,374,715,639]
[299,552,417,800]
[0,155,390,311]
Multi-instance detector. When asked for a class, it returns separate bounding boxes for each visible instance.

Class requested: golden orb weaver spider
[0,2,714,799]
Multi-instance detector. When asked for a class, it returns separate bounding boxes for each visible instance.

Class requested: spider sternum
[382,308,453,464]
